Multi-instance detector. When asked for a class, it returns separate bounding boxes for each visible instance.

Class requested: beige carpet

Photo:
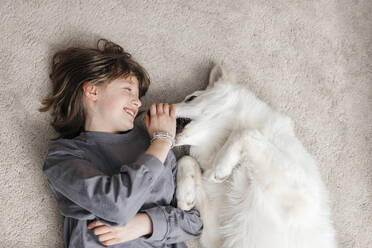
[1,0,371,247]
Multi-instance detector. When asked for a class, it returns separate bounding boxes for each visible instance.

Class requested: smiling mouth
[124,107,136,119]
[124,111,135,119]
[176,117,192,134]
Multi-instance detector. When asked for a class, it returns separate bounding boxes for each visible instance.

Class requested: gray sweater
[43,125,203,248]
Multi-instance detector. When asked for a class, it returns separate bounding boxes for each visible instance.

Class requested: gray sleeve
[43,142,164,227]
[142,206,203,244]
[141,150,203,244]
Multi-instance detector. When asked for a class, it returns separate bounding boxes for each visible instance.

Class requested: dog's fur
[174,65,337,248]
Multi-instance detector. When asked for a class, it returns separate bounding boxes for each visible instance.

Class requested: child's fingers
[87,220,105,229]
[150,104,156,117]
[170,104,176,118]
[102,238,121,246]
[99,232,116,242]
[163,103,169,115]
[145,112,150,128]
[93,225,111,235]
[156,103,164,114]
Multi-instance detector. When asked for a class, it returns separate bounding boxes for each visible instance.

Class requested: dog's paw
[203,169,228,183]
[176,182,196,211]
[176,156,199,210]
[176,174,196,210]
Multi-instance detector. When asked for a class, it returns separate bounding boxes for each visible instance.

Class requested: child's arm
[87,212,153,246]
[141,204,203,244]
[43,142,166,227]
[140,150,203,244]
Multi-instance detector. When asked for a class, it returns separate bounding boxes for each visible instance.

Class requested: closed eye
[185,95,197,103]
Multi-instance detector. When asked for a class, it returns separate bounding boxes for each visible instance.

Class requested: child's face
[85,74,142,133]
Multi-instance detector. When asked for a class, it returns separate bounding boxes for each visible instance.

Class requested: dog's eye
[185,95,197,103]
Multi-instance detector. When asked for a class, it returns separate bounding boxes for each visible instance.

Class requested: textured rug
[1,0,371,247]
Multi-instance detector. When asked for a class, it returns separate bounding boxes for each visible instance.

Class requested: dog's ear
[208,64,227,89]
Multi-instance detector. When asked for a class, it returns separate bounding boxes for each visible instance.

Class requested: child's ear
[83,82,99,102]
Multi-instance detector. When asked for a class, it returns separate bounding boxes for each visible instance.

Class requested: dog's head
[174,64,239,146]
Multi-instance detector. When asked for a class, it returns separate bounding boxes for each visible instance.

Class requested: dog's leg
[204,130,243,183]
[176,155,202,210]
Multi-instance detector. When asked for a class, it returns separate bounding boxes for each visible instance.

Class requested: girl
[40,39,203,247]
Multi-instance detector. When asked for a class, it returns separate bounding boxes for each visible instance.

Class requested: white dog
[173,65,337,248]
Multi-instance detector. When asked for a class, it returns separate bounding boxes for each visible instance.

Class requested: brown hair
[39,39,150,140]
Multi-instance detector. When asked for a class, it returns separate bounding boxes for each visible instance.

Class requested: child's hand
[145,103,176,139]
[88,213,153,246]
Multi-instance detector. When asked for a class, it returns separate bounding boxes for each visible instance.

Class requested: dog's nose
[176,117,192,134]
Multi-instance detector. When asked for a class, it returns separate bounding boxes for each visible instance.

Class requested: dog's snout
[176,117,192,134]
